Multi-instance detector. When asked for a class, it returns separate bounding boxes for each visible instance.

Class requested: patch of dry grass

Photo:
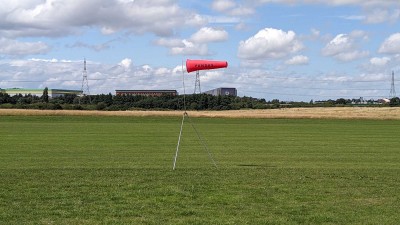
[1,107,400,119]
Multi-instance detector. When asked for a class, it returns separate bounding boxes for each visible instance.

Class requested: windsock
[186,59,228,73]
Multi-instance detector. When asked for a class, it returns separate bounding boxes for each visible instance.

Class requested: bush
[390,97,400,107]
[101,104,129,111]
[72,105,83,110]
[0,103,14,109]
[96,102,107,110]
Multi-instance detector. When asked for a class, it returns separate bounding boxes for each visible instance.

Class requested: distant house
[3,88,82,98]
[204,87,237,97]
[115,90,178,97]
[378,98,391,104]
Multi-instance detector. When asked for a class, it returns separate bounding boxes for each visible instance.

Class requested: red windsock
[186,59,228,73]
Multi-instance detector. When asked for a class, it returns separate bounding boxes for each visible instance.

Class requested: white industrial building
[204,87,237,97]
[1,88,82,98]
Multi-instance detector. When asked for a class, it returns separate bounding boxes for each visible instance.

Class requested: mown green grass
[0,115,399,224]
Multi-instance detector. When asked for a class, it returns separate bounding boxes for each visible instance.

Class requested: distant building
[378,98,391,104]
[204,87,237,97]
[115,90,178,97]
[3,88,82,98]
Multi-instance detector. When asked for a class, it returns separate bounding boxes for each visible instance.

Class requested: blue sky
[1,0,400,101]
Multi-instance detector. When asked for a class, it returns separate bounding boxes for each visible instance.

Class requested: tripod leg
[186,114,218,169]
[173,113,186,170]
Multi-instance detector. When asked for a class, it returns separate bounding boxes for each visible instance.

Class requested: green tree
[271,99,280,104]
[0,93,11,104]
[42,87,49,103]
[390,97,400,107]
[335,98,347,105]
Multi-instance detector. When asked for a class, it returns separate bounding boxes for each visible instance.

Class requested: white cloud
[170,40,208,56]
[235,22,248,31]
[119,58,133,70]
[142,65,152,72]
[202,70,224,82]
[172,65,184,74]
[229,6,255,16]
[0,58,187,94]
[212,0,236,12]
[155,38,185,48]
[211,0,254,16]
[285,55,309,65]
[335,51,369,62]
[350,30,368,39]
[156,38,208,56]
[155,27,228,56]
[205,15,241,24]
[154,67,171,75]
[67,41,112,52]
[379,33,400,54]
[392,9,400,21]
[322,33,369,62]
[0,0,205,38]
[0,38,50,56]
[369,57,390,67]
[253,0,400,7]
[363,8,400,24]
[311,28,320,38]
[30,58,59,63]
[212,1,400,26]
[340,15,365,21]
[190,27,228,43]
[0,58,394,101]
[323,34,352,55]
[238,28,303,60]
[364,8,390,24]
[249,0,400,23]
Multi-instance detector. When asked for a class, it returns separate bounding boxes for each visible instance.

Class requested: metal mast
[390,71,396,98]
[80,58,91,103]
[194,71,201,94]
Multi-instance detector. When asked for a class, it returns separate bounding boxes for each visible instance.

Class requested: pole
[173,112,186,170]
[173,61,217,170]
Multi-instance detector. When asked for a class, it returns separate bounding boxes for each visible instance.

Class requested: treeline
[1,92,399,111]
[0,92,268,110]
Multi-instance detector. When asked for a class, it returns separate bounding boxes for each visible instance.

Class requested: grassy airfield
[0,113,399,224]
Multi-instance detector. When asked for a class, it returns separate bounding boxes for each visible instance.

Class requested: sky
[1,0,400,101]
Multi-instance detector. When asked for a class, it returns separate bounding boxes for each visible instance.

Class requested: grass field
[0,115,399,224]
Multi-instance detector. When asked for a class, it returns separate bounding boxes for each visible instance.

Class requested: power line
[2,77,390,98]
[1,71,398,84]
[221,72,398,83]
[1,70,397,99]
[209,80,388,91]
[239,90,387,98]
[201,84,388,99]
[0,77,183,85]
